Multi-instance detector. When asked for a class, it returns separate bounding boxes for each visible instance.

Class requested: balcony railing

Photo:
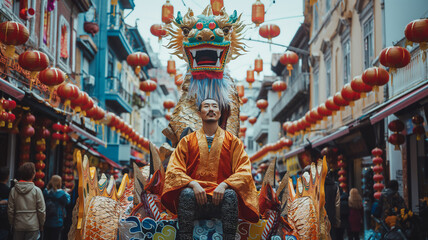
[389,45,428,97]
[253,113,269,142]
[271,72,310,121]
[106,77,132,104]
[107,12,134,56]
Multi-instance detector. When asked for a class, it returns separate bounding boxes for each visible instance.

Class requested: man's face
[198,99,221,123]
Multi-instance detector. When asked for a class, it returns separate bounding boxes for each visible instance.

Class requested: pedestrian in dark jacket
[324,170,340,240]
[348,188,363,240]
[43,175,70,240]
[8,162,45,240]
[0,167,10,240]
[379,180,405,220]
[336,189,349,239]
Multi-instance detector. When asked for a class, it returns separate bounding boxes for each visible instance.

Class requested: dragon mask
[167,5,246,110]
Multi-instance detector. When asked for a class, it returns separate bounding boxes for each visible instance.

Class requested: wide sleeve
[223,137,259,223]
[161,137,194,213]
[7,189,15,226]
[36,188,46,229]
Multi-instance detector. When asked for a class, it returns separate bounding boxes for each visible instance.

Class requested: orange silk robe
[161,127,259,223]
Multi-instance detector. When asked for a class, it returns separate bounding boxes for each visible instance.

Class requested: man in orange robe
[161,99,259,240]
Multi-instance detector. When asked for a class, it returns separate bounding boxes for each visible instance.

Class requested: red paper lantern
[249,117,257,125]
[38,68,66,87]
[35,161,46,170]
[35,153,46,161]
[236,83,245,98]
[167,58,176,76]
[259,24,280,41]
[341,83,361,107]
[150,24,168,41]
[18,50,49,72]
[305,112,316,126]
[374,183,385,191]
[246,69,255,88]
[163,99,175,112]
[162,0,174,24]
[404,19,428,50]
[380,46,411,69]
[412,114,425,140]
[210,0,224,16]
[388,119,405,132]
[240,115,248,122]
[240,126,247,133]
[374,191,382,200]
[254,55,263,75]
[373,165,383,173]
[373,157,383,165]
[256,99,268,113]
[83,22,99,36]
[127,52,150,68]
[175,74,184,87]
[57,83,79,109]
[317,103,332,119]
[373,174,384,182]
[39,68,66,100]
[338,169,346,176]
[272,80,287,97]
[35,171,45,180]
[279,51,299,76]
[333,92,349,109]
[140,80,157,96]
[0,21,29,57]
[241,96,248,104]
[22,113,35,125]
[21,125,35,142]
[309,108,323,122]
[372,148,383,156]
[351,75,372,98]
[362,67,389,92]
[252,0,265,27]
[413,125,425,141]
[412,114,424,125]
[388,133,405,150]
[34,179,44,188]
[70,91,88,113]
[325,97,340,114]
[165,113,172,121]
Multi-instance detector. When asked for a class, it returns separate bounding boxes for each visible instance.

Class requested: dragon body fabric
[68,6,331,240]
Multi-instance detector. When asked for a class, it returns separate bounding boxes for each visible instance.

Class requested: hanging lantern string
[242,38,310,55]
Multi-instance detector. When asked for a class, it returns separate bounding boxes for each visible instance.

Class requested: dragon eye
[222,27,230,36]
[196,22,203,30]
[181,27,190,37]
[209,22,216,30]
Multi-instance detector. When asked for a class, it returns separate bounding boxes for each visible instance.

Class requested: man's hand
[213,182,228,205]
[0,200,7,205]
[188,181,207,206]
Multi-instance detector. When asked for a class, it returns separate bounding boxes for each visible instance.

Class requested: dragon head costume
[163,6,245,145]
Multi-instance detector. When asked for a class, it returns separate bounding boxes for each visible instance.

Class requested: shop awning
[282,147,305,159]
[75,141,123,169]
[370,84,428,124]
[89,146,123,169]
[69,122,106,146]
[312,126,349,148]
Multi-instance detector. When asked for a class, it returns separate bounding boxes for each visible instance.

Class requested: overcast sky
[125,0,304,82]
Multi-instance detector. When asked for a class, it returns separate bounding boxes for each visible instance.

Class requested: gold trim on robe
[161,127,259,222]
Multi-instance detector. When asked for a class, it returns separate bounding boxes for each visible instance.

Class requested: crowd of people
[0,163,70,240]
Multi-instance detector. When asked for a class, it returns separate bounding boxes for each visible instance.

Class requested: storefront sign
[286,156,301,176]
